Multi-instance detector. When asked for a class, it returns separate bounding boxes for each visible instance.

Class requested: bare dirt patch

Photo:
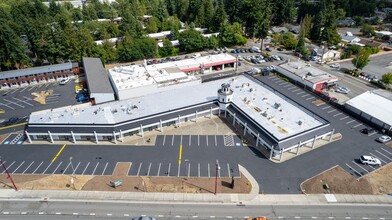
[32,90,54,104]
[364,162,392,194]
[312,99,325,106]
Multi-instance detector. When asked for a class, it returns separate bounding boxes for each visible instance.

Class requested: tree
[381,72,392,85]
[219,22,247,46]
[159,39,175,57]
[361,24,375,37]
[117,34,143,62]
[211,0,227,32]
[352,49,370,70]
[145,17,159,33]
[253,0,272,51]
[279,32,298,50]
[178,29,205,52]
[272,0,295,25]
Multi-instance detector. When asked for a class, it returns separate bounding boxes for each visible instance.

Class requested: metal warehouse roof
[82,57,114,94]
[279,61,338,84]
[0,62,74,80]
[346,90,392,126]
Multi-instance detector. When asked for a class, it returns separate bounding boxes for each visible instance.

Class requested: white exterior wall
[277,68,315,89]
[91,93,115,104]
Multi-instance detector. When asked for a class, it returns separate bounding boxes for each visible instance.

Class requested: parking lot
[0,80,79,126]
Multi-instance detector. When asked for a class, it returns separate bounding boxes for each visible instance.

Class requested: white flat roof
[30,76,324,140]
[346,90,392,126]
[279,61,338,84]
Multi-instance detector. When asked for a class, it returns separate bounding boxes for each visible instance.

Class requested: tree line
[0,0,384,71]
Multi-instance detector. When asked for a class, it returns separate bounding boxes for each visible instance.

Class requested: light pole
[214,160,220,195]
[0,158,17,191]
[69,157,75,175]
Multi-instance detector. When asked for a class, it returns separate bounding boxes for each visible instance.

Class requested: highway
[0,200,391,219]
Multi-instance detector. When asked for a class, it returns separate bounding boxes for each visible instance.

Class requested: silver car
[132,217,156,220]
[335,87,350,94]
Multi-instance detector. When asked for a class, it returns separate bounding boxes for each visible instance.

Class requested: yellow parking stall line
[0,122,27,131]
[51,144,67,163]
[178,144,182,165]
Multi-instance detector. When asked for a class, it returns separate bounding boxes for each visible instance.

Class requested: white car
[59,78,70,85]
[330,63,340,68]
[360,155,381,166]
[377,135,391,143]
[335,87,350,94]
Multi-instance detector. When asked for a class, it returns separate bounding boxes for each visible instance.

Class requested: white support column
[329,129,335,142]
[243,123,247,136]
[232,113,236,126]
[279,149,283,161]
[224,110,227,118]
[71,131,76,144]
[256,133,260,147]
[209,67,212,72]
[25,131,32,143]
[94,131,99,144]
[120,130,124,142]
[159,120,163,132]
[113,131,117,144]
[222,64,225,70]
[269,148,273,159]
[140,124,144,137]
[210,107,213,119]
[312,135,317,149]
[296,141,301,155]
[195,110,198,122]
[178,115,181,127]
[48,131,54,143]
[218,108,221,117]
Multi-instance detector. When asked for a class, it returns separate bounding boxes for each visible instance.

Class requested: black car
[4,117,19,126]
[361,128,375,134]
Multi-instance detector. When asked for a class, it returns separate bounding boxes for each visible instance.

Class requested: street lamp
[0,158,17,191]
[69,157,75,175]
[214,160,221,195]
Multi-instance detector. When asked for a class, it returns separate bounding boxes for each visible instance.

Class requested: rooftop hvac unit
[298,120,303,126]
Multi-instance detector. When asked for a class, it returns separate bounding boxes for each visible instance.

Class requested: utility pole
[214,160,220,195]
[0,159,17,191]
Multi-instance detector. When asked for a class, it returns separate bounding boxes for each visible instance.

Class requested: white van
[191,53,201,58]
[252,46,261,53]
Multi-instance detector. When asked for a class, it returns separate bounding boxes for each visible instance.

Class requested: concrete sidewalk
[0,189,392,205]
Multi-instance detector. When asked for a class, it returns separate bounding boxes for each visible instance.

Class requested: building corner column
[48,131,54,143]
[25,131,32,143]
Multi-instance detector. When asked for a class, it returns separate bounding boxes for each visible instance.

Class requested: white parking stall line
[4,98,24,108]
[12,97,33,106]
[278,82,287,86]
[101,162,108,175]
[291,88,301,92]
[352,161,369,174]
[198,163,200,177]
[147,163,152,176]
[346,120,356,124]
[1,161,15,174]
[157,163,161,176]
[73,162,81,175]
[283,84,291,88]
[62,162,71,175]
[301,94,310,97]
[381,148,392,156]
[296,91,305,95]
[215,135,217,146]
[353,123,363,128]
[137,163,142,176]
[327,109,336,113]
[369,153,387,164]
[171,135,174,146]
[32,161,43,174]
[167,163,171,176]
[28,86,35,91]
[52,162,63,174]
[375,150,392,161]
[227,163,231,178]
[368,132,378,137]
[306,97,315,100]
[82,162,90,175]
[333,113,342,117]
[206,136,209,146]
[345,163,362,176]
[12,161,25,174]
[187,163,190,177]
[270,77,280,81]
[42,162,53,174]
[23,96,33,100]
[287,86,296,90]
[10,89,19,94]
[180,135,183,145]
[339,116,349,121]
[0,134,11,144]
[217,160,221,177]
[198,135,200,146]
[0,103,15,110]
[92,162,99,175]
[22,161,34,174]
[19,86,29,93]
[177,164,180,177]
[322,106,331,110]
[162,135,166,146]
[189,135,191,146]
[208,163,210,177]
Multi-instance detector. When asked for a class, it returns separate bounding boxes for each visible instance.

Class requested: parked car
[377,135,391,143]
[335,87,350,94]
[237,55,243,61]
[266,47,272,52]
[277,48,283,51]
[132,217,156,220]
[59,78,70,85]
[4,117,19,126]
[360,155,381,166]
[330,63,340,68]
[361,127,375,135]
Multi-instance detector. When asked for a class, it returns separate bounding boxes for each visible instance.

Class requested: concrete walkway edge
[238,164,259,195]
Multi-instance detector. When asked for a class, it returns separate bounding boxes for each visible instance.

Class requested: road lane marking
[340,116,349,120]
[137,163,142,176]
[82,162,90,175]
[2,161,15,174]
[102,162,108,175]
[22,161,34,174]
[157,163,161,176]
[51,144,67,163]
[353,123,363,128]
[346,120,356,124]
[92,162,99,175]
[11,161,25,174]
[147,163,151,176]
[32,161,43,174]
[52,161,63,174]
